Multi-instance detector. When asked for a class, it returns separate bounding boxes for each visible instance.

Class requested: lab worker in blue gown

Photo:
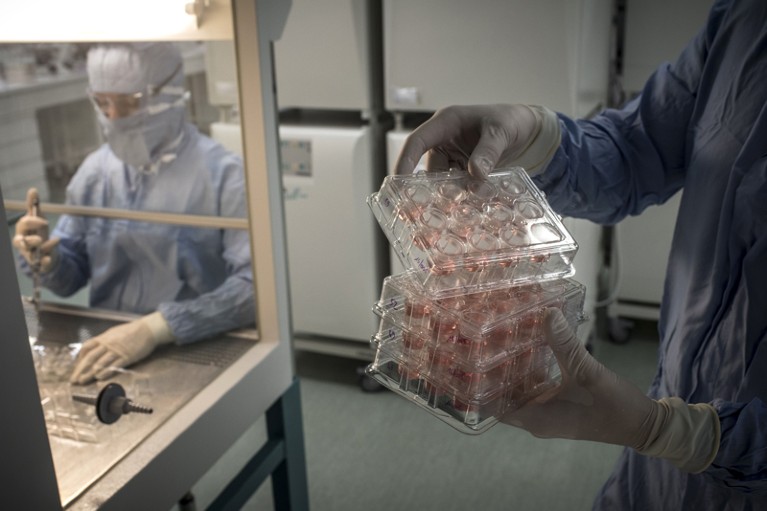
[13,42,254,385]
[393,0,766,508]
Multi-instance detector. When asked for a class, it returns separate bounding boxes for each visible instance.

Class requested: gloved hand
[70,312,175,385]
[394,104,561,179]
[12,188,60,273]
[503,308,722,474]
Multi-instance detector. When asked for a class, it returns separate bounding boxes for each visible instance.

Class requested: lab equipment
[367,167,578,298]
[72,382,153,424]
[366,167,586,433]
[2,2,308,506]
[29,191,41,307]
[24,298,255,503]
[12,188,58,311]
[366,276,584,433]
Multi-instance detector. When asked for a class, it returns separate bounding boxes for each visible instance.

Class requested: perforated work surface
[24,300,252,367]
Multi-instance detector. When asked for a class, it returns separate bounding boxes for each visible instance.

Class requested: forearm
[534,58,698,224]
[158,274,256,344]
[533,110,681,225]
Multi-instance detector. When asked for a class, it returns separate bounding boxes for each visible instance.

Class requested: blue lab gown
[534,0,767,508]
[32,124,254,344]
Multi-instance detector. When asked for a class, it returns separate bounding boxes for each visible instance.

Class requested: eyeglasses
[88,62,183,119]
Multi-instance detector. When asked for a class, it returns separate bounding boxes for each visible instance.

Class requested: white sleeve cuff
[636,397,721,474]
[140,311,175,345]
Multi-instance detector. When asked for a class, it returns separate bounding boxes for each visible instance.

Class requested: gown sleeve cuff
[140,311,175,345]
[508,105,562,176]
[636,397,721,474]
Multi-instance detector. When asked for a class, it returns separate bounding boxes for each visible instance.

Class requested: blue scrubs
[534,0,767,507]
[31,124,254,344]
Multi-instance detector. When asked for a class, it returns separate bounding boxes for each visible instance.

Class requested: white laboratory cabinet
[211,121,384,352]
[280,124,382,345]
[383,0,612,341]
[273,0,381,112]
[267,0,387,358]
[611,0,711,322]
[384,0,613,119]
[0,1,309,509]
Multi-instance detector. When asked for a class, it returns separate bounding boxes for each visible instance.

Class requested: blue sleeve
[158,267,254,344]
[532,0,719,225]
[37,225,91,297]
[157,232,254,344]
[705,399,767,494]
[158,158,255,344]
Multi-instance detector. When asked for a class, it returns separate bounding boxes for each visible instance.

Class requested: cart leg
[207,378,309,511]
[269,379,310,511]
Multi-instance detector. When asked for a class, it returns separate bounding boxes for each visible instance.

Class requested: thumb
[468,146,499,180]
[468,121,507,179]
[542,308,590,379]
[40,237,60,254]
[26,188,40,216]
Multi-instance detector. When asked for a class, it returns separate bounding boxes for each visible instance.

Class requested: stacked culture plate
[366,167,586,434]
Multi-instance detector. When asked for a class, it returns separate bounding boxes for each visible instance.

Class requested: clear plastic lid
[368,167,578,298]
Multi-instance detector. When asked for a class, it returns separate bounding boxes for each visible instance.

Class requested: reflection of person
[394,0,766,508]
[13,43,254,385]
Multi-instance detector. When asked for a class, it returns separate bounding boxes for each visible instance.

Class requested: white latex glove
[394,104,561,179]
[70,312,175,385]
[503,308,722,474]
[12,188,60,273]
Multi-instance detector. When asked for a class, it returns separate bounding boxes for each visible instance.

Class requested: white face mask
[97,95,187,173]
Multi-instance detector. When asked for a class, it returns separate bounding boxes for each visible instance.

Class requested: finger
[94,366,117,381]
[71,343,108,380]
[40,237,60,254]
[394,133,432,176]
[95,357,127,381]
[393,111,461,175]
[73,350,120,385]
[40,255,54,270]
[542,308,594,383]
[26,188,40,216]
[17,216,49,234]
[77,339,101,357]
[21,235,44,249]
[468,124,507,179]
[426,148,451,172]
[12,234,28,252]
[90,351,121,378]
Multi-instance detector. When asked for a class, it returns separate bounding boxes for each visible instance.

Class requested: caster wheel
[607,316,634,344]
[357,366,385,393]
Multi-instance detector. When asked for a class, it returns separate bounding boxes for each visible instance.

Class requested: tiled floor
[184,318,660,511]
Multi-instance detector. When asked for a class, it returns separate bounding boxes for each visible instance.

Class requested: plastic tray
[366,343,561,434]
[368,168,578,298]
[32,342,151,443]
[373,274,585,369]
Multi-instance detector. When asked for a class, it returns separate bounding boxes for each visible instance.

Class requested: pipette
[29,194,42,312]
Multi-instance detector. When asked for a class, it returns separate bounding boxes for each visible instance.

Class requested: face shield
[87,44,189,173]
[87,61,185,119]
